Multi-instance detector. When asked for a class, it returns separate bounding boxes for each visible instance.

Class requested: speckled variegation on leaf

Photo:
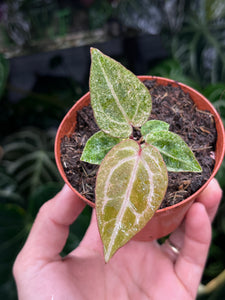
[90,48,152,138]
[96,139,168,262]
[145,131,202,172]
[141,120,170,138]
[80,131,122,165]
[80,47,202,262]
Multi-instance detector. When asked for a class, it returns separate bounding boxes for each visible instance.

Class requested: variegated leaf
[81,131,122,165]
[141,120,170,138]
[96,139,168,262]
[146,131,202,172]
[90,48,152,138]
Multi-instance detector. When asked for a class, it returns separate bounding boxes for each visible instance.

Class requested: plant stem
[198,269,225,295]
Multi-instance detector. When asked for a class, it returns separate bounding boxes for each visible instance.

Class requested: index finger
[196,178,222,222]
[174,179,222,297]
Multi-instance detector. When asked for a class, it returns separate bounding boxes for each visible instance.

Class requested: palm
[26,240,190,300]
[14,180,222,300]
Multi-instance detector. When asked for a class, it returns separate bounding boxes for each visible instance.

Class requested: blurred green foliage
[0,0,225,299]
[171,1,225,87]
[0,55,9,99]
[0,48,90,298]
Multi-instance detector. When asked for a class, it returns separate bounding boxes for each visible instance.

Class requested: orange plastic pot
[55,76,225,241]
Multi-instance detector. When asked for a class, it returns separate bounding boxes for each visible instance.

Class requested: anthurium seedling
[81,48,202,262]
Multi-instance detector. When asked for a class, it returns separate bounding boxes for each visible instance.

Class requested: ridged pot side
[55,76,225,241]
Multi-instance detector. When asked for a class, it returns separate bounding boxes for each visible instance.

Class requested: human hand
[13,179,222,300]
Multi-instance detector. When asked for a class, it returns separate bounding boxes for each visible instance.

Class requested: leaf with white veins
[81,131,122,165]
[90,48,152,138]
[96,139,168,262]
[146,131,202,172]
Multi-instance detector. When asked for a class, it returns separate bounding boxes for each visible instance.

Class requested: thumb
[174,202,211,298]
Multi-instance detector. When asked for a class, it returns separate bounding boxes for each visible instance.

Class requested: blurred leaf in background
[0,128,92,298]
[204,83,225,126]
[89,0,113,30]
[0,0,30,46]
[171,0,225,87]
[0,203,27,299]
[0,54,9,99]
[2,128,61,197]
[117,0,166,35]
[149,58,202,91]
[116,0,225,87]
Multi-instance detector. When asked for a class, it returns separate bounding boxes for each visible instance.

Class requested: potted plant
[55,48,225,262]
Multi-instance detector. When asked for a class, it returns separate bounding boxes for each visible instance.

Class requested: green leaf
[0,203,27,284]
[96,139,168,262]
[90,48,152,138]
[0,54,9,100]
[141,120,170,138]
[81,131,122,164]
[146,131,202,172]
[2,128,61,196]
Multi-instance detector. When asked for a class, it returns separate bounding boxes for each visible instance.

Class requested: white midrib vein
[125,154,156,230]
[101,156,135,214]
[140,156,155,210]
[104,153,140,262]
[97,55,130,124]
[101,146,137,213]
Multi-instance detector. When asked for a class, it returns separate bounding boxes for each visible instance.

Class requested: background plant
[0,54,9,99]
[0,126,92,299]
[0,51,91,298]
[0,0,225,298]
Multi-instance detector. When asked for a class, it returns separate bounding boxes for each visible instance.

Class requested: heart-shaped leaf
[90,48,152,138]
[81,131,122,165]
[96,139,168,262]
[146,131,202,172]
[141,120,170,138]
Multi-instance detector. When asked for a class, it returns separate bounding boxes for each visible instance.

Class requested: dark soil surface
[60,80,217,209]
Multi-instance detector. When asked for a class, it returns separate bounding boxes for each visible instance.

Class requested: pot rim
[55,75,225,212]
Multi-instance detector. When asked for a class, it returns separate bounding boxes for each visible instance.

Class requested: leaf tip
[104,251,111,263]
[90,47,100,57]
[103,244,118,263]
[193,163,203,173]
